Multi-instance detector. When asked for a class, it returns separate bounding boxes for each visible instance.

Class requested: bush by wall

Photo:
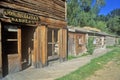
[87,37,95,55]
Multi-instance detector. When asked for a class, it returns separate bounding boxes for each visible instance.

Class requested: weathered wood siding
[106,36,116,46]
[68,33,76,56]
[68,32,86,56]
[8,54,20,74]
[0,22,2,78]
[75,33,86,55]
[0,0,67,77]
[0,0,65,21]
[59,29,67,61]
[94,36,106,48]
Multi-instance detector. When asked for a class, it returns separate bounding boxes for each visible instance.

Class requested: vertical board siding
[17,28,22,70]
[0,22,2,77]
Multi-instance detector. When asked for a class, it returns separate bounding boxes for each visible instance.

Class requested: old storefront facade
[0,0,67,77]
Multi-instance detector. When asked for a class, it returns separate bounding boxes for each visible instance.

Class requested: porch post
[39,26,48,67]
[0,22,2,77]
[34,25,48,68]
[34,27,41,68]
[32,27,38,68]
[17,28,22,70]
[59,28,67,62]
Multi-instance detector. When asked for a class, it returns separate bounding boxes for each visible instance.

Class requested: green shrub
[118,38,120,44]
[87,37,95,55]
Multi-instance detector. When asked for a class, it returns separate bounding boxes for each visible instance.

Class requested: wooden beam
[40,16,67,28]
[58,29,62,61]
[52,30,54,55]
[33,25,48,68]
[0,21,2,77]
[62,29,67,60]
[59,28,67,61]
[39,26,48,66]
[33,27,38,68]
[0,1,65,21]
[17,28,22,70]
[65,0,67,20]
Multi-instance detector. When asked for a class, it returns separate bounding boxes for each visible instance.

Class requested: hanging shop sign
[3,9,40,24]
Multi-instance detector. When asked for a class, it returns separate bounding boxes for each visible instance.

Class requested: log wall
[0,0,65,21]
[0,22,2,78]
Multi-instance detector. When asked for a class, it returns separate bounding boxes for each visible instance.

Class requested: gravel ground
[3,48,110,80]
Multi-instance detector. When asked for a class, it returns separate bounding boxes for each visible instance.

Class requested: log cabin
[88,31,106,49]
[68,26,107,56]
[0,0,67,77]
[68,27,87,56]
[105,35,120,47]
[82,27,106,49]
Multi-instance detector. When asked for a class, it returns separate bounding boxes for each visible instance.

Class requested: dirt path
[86,59,120,80]
[3,48,111,80]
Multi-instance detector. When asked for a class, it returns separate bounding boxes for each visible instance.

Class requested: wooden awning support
[33,25,48,68]
[0,22,2,77]
[17,28,22,70]
[59,28,67,62]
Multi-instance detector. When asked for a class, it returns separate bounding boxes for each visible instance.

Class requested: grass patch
[68,53,90,60]
[68,55,77,60]
[106,46,116,48]
[56,47,120,80]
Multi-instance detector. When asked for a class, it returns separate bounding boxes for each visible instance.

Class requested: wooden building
[88,31,106,49]
[68,27,87,56]
[105,35,119,47]
[68,27,107,56]
[0,0,67,77]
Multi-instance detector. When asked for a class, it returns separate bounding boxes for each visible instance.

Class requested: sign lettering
[3,9,40,24]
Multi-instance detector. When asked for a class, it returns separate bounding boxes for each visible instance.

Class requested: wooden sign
[3,9,40,24]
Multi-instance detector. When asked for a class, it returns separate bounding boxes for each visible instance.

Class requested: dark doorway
[1,23,35,77]
[21,26,35,70]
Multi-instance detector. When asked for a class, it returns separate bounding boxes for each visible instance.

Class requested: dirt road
[86,59,120,80]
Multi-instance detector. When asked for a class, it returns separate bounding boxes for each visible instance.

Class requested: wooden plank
[58,29,63,61]
[13,0,65,13]
[65,1,67,20]
[40,16,67,28]
[52,30,54,55]
[39,26,48,66]
[17,28,22,70]
[33,25,48,68]
[33,26,48,68]
[64,29,67,59]
[62,29,67,59]
[37,27,41,67]
[0,21,2,77]
[33,27,38,67]
[0,1,65,21]
[53,0,65,8]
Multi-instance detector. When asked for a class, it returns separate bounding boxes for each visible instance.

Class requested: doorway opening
[2,24,19,76]
[21,26,35,70]
[1,23,35,77]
